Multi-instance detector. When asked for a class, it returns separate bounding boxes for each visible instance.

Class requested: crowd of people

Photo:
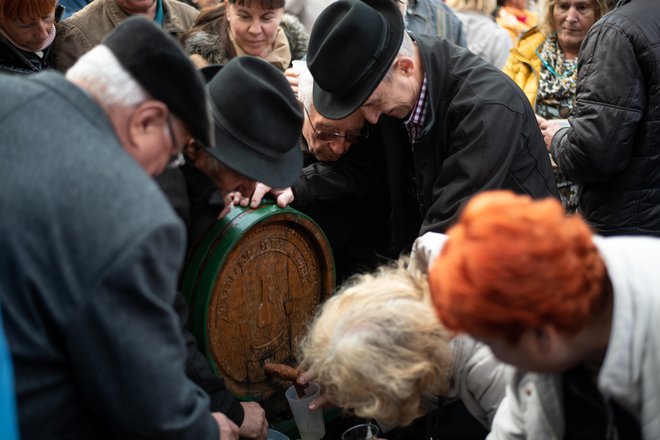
[1,0,658,438]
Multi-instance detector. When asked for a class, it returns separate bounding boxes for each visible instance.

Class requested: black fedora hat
[203,57,303,188]
[199,64,222,83]
[102,16,212,149]
[307,0,404,120]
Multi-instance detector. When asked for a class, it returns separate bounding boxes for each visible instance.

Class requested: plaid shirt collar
[404,75,429,143]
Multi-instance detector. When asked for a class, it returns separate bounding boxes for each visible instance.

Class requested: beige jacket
[53,0,198,72]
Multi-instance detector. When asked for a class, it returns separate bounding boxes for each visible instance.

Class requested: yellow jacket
[502,26,546,107]
[495,6,538,43]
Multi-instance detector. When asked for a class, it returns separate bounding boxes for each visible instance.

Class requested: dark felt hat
[102,16,212,149]
[307,0,404,120]
[203,57,303,188]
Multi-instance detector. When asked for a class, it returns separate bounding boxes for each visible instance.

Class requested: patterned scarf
[535,34,577,119]
[0,22,56,53]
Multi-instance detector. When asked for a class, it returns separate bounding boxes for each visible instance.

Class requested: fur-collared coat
[184,13,308,70]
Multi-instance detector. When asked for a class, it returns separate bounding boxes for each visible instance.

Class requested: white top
[488,235,660,439]
[454,11,512,69]
[411,232,510,428]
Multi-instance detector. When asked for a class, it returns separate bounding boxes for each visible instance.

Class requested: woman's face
[226,1,284,58]
[553,0,597,53]
[1,9,55,51]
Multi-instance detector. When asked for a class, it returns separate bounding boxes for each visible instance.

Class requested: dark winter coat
[550,0,660,236]
[294,34,558,255]
[183,13,308,69]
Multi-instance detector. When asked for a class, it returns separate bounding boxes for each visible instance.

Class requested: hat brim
[200,64,223,83]
[205,116,303,189]
[312,0,404,120]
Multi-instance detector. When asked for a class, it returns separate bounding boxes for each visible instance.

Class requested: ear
[129,100,170,138]
[397,57,415,77]
[184,138,201,160]
[127,100,169,150]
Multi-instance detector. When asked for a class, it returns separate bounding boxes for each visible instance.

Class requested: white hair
[383,31,415,82]
[398,31,415,58]
[66,45,148,108]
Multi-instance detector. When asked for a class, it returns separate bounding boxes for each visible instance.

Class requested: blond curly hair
[538,0,610,36]
[297,259,452,427]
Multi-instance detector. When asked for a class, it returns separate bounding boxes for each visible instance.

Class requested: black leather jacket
[551,0,660,236]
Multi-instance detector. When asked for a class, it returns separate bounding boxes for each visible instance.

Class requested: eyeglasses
[165,117,186,169]
[304,107,369,144]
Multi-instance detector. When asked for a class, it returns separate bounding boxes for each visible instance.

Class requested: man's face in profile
[302,106,367,162]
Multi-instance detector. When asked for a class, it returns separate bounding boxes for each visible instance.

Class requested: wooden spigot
[264,362,309,397]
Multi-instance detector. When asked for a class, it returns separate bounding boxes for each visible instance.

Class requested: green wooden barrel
[180,202,335,402]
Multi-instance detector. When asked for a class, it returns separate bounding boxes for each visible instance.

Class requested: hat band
[209,100,284,160]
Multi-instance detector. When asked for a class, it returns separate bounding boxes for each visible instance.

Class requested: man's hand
[212,412,239,440]
[536,114,569,152]
[218,191,242,219]
[239,183,295,209]
[238,402,268,440]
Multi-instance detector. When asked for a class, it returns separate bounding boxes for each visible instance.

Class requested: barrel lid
[181,202,335,400]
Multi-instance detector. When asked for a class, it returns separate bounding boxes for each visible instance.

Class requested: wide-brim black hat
[202,57,303,188]
[307,0,404,120]
[102,16,212,148]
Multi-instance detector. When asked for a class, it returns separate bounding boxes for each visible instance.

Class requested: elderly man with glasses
[297,66,370,163]
[242,64,392,281]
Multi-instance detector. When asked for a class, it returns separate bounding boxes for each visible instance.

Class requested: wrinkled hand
[537,115,569,152]
[212,412,239,440]
[285,68,300,97]
[535,113,547,127]
[218,191,242,219]
[238,183,295,209]
[239,402,268,440]
[297,369,334,411]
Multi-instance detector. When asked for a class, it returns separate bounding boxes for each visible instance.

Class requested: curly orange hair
[429,191,605,343]
[0,0,57,24]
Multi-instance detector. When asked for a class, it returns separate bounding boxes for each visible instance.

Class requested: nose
[248,19,261,34]
[329,139,351,157]
[565,6,580,21]
[360,107,381,124]
[34,21,49,41]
